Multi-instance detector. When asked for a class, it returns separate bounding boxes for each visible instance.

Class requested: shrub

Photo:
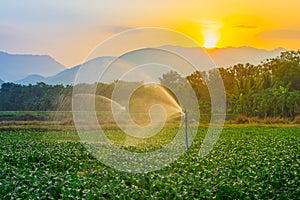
[248,116,261,124]
[235,114,249,124]
[294,115,300,124]
[263,117,289,124]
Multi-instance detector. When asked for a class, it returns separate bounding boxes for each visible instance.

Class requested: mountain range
[0,51,66,82]
[1,46,286,85]
[162,46,286,67]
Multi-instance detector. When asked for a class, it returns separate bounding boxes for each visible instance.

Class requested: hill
[161,46,286,68]
[15,74,46,85]
[0,51,66,82]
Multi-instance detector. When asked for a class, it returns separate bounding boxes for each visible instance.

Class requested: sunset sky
[1,0,300,67]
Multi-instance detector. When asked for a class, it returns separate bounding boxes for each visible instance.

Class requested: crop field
[0,127,299,199]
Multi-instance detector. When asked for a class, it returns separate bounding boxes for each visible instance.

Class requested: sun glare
[199,20,221,49]
[202,29,219,48]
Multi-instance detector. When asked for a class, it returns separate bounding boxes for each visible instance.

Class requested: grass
[0,127,299,199]
[0,110,299,132]
[0,111,73,118]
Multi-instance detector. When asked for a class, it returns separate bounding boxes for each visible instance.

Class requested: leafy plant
[0,128,299,199]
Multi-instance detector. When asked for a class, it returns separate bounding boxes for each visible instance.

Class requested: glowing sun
[202,29,219,48]
[199,20,221,48]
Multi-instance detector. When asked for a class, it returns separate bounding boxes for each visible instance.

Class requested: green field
[0,127,299,199]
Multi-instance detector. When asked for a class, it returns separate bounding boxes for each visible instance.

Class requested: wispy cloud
[233,24,257,29]
[258,29,300,40]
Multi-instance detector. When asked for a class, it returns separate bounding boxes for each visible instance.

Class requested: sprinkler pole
[184,109,188,150]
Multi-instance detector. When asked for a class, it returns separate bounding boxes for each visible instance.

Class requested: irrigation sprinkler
[182,109,195,150]
[183,109,189,150]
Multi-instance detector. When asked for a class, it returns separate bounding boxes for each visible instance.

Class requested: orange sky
[1,0,300,67]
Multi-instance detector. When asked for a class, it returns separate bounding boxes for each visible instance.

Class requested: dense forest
[0,50,299,119]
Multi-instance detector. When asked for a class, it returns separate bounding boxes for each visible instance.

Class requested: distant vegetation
[0,50,299,120]
[187,50,300,119]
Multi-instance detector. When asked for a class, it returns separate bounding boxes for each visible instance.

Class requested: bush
[263,117,289,124]
[235,114,249,124]
[294,115,300,124]
[234,115,293,124]
[248,116,261,124]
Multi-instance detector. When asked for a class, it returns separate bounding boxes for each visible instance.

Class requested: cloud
[233,24,257,29]
[258,29,300,40]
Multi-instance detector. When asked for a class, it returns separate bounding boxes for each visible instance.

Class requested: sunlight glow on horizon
[202,29,219,48]
[199,20,221,48]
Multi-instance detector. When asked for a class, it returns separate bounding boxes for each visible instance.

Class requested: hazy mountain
[16,56,116,85]
[0,51,66,82]
[15,74,46,85]
[16,46,286,85]
[161,46,286,68]
[45,64,79,85]
[46,56,116,85]
[209,46,286,67]
[0,78,4,85]
[18,54,177,85]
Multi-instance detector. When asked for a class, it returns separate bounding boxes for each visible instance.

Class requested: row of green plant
[0,128,299,199]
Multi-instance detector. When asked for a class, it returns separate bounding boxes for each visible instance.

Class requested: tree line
[0,50,299,119]
[187,50,300,118]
